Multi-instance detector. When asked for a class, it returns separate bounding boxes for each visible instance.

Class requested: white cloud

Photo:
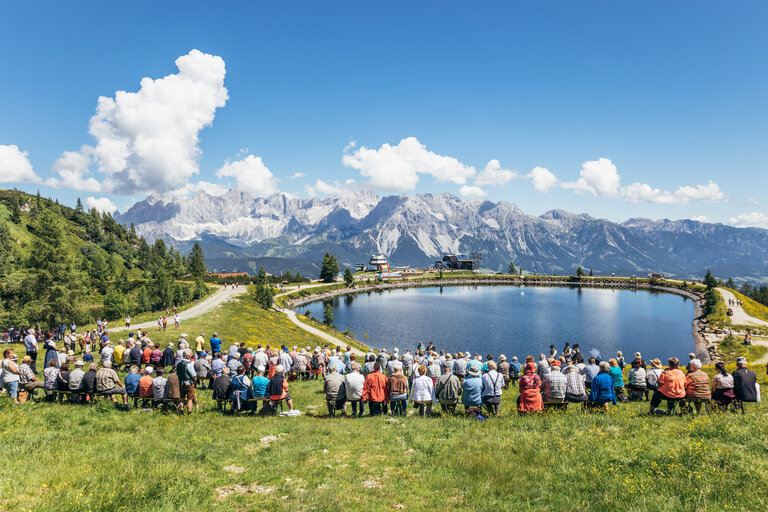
[288,172,306,179]
[46,146,101,192]
[57,49,229,195]
[527,166,559,193]
[562,158,621,197]
[459,185,487,200]
[305,178,350,197]
[474,160,517,187]
[621,180,724,204]
[728,212,768,229]
[0,144,41,184]
[85,196,117,214]
[689,215,710,223]
[342,137,476,192]
[215,155,278,196]
[168,180,228,197]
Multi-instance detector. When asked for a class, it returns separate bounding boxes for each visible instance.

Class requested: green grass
[5,295,768,511]
[714,336,768,364]
[2,371,768,511]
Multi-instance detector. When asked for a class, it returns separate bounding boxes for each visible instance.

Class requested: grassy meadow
[2,296,768,511]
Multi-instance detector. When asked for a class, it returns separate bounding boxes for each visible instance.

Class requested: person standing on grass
[2,350,21,405]
[174,314,180,330]
[196,333,207,358]
[207,333,221,357]
[362,362,388,416]
[435,362,461,414]
[176,350,198,413]
[648,357,685,414]
[345,363,365,417]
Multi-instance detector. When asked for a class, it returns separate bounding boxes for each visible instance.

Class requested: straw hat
[650,358,662,369]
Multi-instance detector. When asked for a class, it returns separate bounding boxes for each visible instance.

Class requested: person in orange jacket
[362,362,388,416]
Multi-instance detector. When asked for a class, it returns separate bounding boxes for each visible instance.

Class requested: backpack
[176,361,190,382]
[310,354,321,370]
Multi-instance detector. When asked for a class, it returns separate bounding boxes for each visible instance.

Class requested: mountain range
[115,189,768,281]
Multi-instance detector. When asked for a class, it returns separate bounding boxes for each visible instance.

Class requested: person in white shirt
[409,365,436,417]
[344,363,366,416]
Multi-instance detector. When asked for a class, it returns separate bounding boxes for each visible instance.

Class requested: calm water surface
[302,285,695,361]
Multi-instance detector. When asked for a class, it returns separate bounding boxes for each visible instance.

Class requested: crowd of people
[1,329,762,419]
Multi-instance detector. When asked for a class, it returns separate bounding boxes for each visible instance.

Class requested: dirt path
[717,288,768,327]
[277,307,365,356]
[110,285,249,332]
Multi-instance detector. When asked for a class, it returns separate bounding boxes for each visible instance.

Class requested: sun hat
[145,366,154,374]
[650,358,662,369]
[75,359,84,367]
[468,365,481,376]
[257,365,265,373]
[736,356,747,365]
[499,354,506,361]
[181,333,188,338]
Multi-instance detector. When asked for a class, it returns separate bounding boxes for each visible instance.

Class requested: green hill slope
[0,189,209,328]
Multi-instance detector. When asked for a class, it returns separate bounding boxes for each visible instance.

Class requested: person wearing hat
[18,355,44,401]
[68,360,86,393]
[461,364,483,413]
[518,362,544,413]
[2,349,21,405]
[251,365,269,400]
[543,360,566,407]
[648,357,685,414]
[509,356,521,386]
[564,364,588,403]
[645,358,663,401]
[497,355,511,389]
[435,362,461,414]
[733,357,758,403]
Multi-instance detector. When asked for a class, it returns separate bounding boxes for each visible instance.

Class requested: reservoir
[302,285,696,362]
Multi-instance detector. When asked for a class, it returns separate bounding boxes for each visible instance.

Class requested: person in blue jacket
[461,365,483,412]
[588,361,617,409]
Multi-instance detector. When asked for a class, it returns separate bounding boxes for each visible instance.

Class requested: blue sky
[1,1,766,226]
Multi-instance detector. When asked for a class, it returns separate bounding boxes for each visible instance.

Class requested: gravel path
[717,288,768,327]
[109,285,248,332]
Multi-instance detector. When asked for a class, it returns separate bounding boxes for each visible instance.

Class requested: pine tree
[188,242,207,277]
[10,201,22,224]
[320,253,340,283]
[508,262,516,274]
[343,268,354,287]
[703,270,718,290]
[26,209,84,327]
[589,269,594,277]
[323,302,335,326]
[576,266,585,278]
[76,197,84,212]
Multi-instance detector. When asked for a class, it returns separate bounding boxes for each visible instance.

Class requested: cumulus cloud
[46,146,101,192]
[85,196,117,214]
[459,185,487,200]
[288,172,306,179]
[215,155,278,196]
[0,144,41,184]
[55,49,229,195]
[527,166,559,193]
[342,137,476,192]
[474,160,517,187]
[305,179,343,197]
[562,158,621,197]
[728,212,768,229]
[621,180,724,204]
[689,215,710,223]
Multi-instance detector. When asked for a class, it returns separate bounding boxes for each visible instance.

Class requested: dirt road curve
[109,285,249,332]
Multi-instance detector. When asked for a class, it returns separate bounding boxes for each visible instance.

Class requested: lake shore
[287,277,710,363]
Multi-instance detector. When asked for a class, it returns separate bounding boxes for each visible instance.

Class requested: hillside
[116,189,768,281]
[0,189,210,327]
